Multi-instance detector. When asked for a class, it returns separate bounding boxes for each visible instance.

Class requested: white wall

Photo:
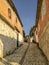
[30,37,33,42]
[19,33,23,43]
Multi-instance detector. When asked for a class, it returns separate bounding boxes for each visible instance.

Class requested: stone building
[0,0,23,58]
[36,0,49,60]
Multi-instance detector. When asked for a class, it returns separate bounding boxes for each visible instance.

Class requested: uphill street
[0,43,49,65]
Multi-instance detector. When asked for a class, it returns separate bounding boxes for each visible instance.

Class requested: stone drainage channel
[19,43,30,65]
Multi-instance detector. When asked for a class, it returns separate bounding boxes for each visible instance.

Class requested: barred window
[8,8,11,19]
[16,18,17,22]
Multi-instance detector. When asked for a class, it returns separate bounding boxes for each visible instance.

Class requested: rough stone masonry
[0,18,17,58]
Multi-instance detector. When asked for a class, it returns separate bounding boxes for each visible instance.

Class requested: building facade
[36,0,49,60]
[0,0,23,58]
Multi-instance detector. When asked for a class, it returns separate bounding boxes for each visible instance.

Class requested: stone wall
[39,20,49,61]
[0,18,17,58]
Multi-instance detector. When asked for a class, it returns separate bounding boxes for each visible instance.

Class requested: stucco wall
[39,21,49,61]
[0,0,23,35]
[0,18,17,58]
[37,0,49,37]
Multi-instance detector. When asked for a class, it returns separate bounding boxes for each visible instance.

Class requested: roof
[6,0,23,27]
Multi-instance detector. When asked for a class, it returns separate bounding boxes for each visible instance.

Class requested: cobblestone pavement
[22,43,48,65]
[0,43,49,65]
[0,43,29,65]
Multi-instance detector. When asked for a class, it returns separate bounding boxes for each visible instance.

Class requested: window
[16,18,17,22]
[8,8,11,19]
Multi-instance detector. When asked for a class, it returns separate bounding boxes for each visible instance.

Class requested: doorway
[17,33,19,47]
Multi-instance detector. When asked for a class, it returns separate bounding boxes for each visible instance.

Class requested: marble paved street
[22,43,48,65]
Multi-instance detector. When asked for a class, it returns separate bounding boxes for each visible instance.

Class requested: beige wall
[0,0,24,58]
[0,0,23,35]
[0,18,17,58]
[19,33,23,42]
[39,21,49,61]
[36,0,49,61]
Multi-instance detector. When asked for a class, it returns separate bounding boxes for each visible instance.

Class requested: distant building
[30,37,33,43]
[29,26,36,43]
[25,35,30,43]
[0,0,23,58]
[35,0,49,60]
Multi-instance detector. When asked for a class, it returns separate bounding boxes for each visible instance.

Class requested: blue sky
[12,0,37,35]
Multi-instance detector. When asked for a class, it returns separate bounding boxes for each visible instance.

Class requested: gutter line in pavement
[19,44,30,65]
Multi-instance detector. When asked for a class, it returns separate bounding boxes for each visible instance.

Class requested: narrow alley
[0,43,48,65]
[0,0,49,65]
